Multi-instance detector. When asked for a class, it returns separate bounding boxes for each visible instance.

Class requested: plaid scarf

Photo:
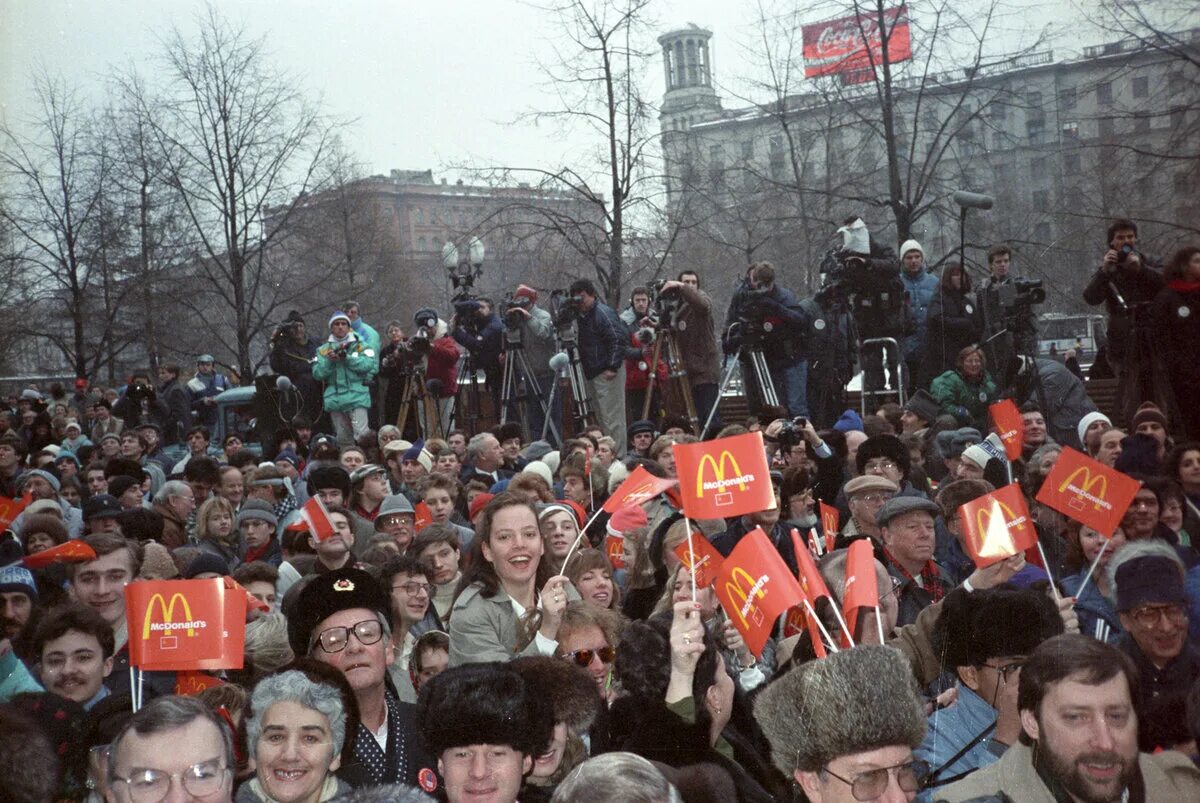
[883,549,946,603]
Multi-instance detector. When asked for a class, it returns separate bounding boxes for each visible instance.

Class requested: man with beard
[12,468,83,539]
[937,633,1200,802]
[1,565,41,661]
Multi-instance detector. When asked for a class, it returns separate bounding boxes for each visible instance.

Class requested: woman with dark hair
[448,491,573,666]
[930,346,997,431]
[1060,521,1127,644]
[610,602,786,801]
[1152,245,1200,440]
[565,549,620,611]
[920,262,981,389]
[1165,441,1200,531]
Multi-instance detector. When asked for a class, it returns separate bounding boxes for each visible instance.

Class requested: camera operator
[657,270,722,434]
[112,372,170,433]
[569,278,627,452]
[380,320,415,428]
[313,310,378,446]
[414,307,461,432]
[619,285,652,328]
[625,304,668,427]
[800,284,858,429]
[978,244,1038,386]
[268,311,323,423]
[724,262,810,418]
[502,285,561,445]
[452,296,505,414]
[1083,218,1166,423]
[155,363,192,445]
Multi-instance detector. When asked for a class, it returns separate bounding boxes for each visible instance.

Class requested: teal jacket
[312,332,378,412]
[351,319,381,361]
[930,369,997,430]
[0,649,42,702]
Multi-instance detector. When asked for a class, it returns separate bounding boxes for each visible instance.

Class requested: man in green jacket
[313,311,379,446]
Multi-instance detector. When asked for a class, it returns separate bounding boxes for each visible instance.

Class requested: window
[414,208,424,224]
[1133,115,1150,134]
[1097,82,1112,105]
[417,236,427,251]
[1027,117,1045,144]
[989,103,1006,122]
[1132,76,1149,98]
[741,140,754,160]
[769,134,784,155]
[1098,116,1115,139]
[1063,153,1080,173]
[1061,121,1079,139]
[1027,90,1043,108]
[1059,87,1077,110]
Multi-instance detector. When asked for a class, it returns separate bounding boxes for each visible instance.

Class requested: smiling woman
[448,492,575,667]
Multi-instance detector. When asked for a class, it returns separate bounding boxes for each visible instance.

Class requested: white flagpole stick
[1073,539,1110,600]
[559,506,606,572]
[137,668,144,712]
[803,598,839,653]
[875,605,886,644]
[130,667,138,712]
[685,516,697,600]
[1035,540,1063,604]
[826,599,855,647]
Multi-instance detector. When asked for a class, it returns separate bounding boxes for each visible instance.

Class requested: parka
[311,331,378,412]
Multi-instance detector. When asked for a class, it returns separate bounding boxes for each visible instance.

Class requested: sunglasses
[563,646,616,667]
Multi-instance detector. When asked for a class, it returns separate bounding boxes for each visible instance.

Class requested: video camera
[648,279,682,328]
[501,292,534,330]
[549,289,584,330]
[995,278,1046,311]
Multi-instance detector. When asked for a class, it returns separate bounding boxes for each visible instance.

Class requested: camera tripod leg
[749,349,780,408]
[513,351,561,446]
[664,332,699,431]
[702,352,742,439]
[641,336,665,421]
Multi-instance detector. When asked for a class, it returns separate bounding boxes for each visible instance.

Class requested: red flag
[673,432,774,519]
[672,532,725,588]
[603,533,626,569]
[22,540,97,569]
[819,501,840,538]
[0,491,33,531]
[958,483,1039,568]
[125,579,246,670]
[782,604,828,658]
[603,465,679,513]
[791,529,833,605]
[1036,447,1140,536]
[298,496,336,542]
[842,539,880,647]
[989,399,1026,461]
[414,501,433,532]
[713,527,804,658]
[175,670,226,696]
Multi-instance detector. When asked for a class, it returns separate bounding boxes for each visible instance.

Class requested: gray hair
[244,613,295,679]
[552,752,681,803]
[1105,538,1184,597]
[108,696,233,781]
[153,479,192,506]
[466,433,495,462]
[245,670,348,756]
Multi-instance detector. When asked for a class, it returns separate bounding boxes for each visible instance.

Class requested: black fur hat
[510,656,602,735]
[416,663,554,757]
[855,434,911,479]
[933,585,1063,669]
[286,568,390,656]
[307,464,352,498]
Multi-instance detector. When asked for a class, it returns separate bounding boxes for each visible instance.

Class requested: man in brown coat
[150,479,195,548]
[659,270,722,436]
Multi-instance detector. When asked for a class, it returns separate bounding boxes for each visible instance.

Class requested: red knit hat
[469,492,496,520]
[607,505,648,536]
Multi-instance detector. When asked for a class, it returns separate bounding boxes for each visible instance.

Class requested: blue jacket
[576,301,627,379]
[901,269,940,360]
[917,685,1005,799]
[187,372,231,426]
[311,332,378,412]
[1060,571,1123,644]
[453,313,504,369]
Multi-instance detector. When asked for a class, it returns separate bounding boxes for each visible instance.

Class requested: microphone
[275,375,293,391]
[953,190,994,210]
[549,353,570,374]
[426,378,444,396]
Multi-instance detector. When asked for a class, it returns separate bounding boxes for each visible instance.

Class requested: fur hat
[106,475,141,501]
[510,656,602,734]
[417,663,555,757]
[934,586,1063,668]
[19,513,68,547]
[492,422,523,445]
[855,435,910,479]
[754,645,926,774]
[934,427,982,460]
[903,389,940,424]
[287,568,390,656]
[139,542,180,580]
[307,465,351,498]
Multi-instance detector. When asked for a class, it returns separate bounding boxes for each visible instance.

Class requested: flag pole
[875,605,886,644]
[685,516,697,600]
[559,506,606,572]
[1036,539,1063,604]
[803,598,839,653]
[129,667,138,712]
[1073,539,1110,599]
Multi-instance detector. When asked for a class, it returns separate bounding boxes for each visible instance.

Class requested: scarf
[245,775,340,803]
[884,548,946,602]
[244,539,274,565]
[1167,279,1200,293]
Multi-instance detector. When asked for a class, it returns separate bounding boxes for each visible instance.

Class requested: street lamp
[441,236,485,299]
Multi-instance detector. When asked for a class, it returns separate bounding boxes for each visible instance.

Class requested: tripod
[858,337,906,415]
[554,323,597,432]
[446,352,486,435]
[499,327,561,444]
[642,328,698,432]
[703,343,778,437]
[395,366,442,442]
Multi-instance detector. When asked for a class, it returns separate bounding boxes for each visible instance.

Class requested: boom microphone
[549,353,570,374]
[275,375,293,391]
[953,190,994,210]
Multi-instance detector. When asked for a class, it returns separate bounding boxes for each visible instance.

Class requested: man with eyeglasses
[756,644,930,802]
[1108,541,1200,752]
[375,494,417,553]
[917,587,1063,791]
[105,695,233,803]
[288,567,436,789]
[836,475,899,558]
[937,634,1200,802]
[381,554,442,703]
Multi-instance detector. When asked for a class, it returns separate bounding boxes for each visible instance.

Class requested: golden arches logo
[974,501,1029,558]
[142,592,203,640]
[623,482,656,502]
[695,451,751,498]
[723,567,767,629]
[1057,467,1110,512]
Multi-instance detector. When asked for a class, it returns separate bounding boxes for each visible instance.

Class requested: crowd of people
[1,221,1200,803]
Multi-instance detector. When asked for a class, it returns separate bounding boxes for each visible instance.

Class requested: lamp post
[441,236,485,300]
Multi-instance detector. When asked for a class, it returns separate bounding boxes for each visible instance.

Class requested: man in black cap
[82,494,123,536]
[417,663,554,803]
[289,567,436,789]
[877,496,952,626]
[309,464,375,556]
[627,419,656,459]
[901,389,941,435]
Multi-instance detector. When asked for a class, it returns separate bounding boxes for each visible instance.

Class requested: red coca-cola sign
[802,5,912,79]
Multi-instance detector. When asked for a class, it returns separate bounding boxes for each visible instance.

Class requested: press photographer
[112,372,170,433]
[800,282,858,429]
[268,311,323,423]
[499,285,561,445]
[978,244,1040,387]
[313,310,378,445]
[655,271,721,434]
[568,278,627,450]
[451,296,504,414]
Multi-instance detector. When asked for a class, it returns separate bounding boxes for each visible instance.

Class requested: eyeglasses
[822,759,929,801]
[852,492,894,504]
[392,581,434,597]
[882,576,905,600]
[379,515,414,527]
[312,618,384,654]
[563,646,616,667]
[1129,604,1188,628]
[863,459,898,473]
[982,659,1025,682]
[111,759,229,803]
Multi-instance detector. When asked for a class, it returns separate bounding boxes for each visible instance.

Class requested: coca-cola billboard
[802,4,912,81]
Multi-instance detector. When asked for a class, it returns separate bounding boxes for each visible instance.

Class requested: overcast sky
[0,1,1140,181]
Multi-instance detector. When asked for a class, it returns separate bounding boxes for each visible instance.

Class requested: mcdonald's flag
[958,483,1039,568]
[125,579,246,670]
[22,540,97,570]
[819,501,840,539]
[1036,447,1139,536]
[603,465,679,513]
[842,539,880,647]
[0,491,32,532]
[414,501,433,533]
[674,431,774,520]
[989,399,1025,461]
[791,529,833,607]
[672,532,725,588]
[713,527,803,658]
[604,533,626,569]
[296,496,335,542]
[175,670,225,697]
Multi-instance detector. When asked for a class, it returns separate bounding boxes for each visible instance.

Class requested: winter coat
[1060,572,1122,644]
[187,372,231,427]
[453,312,504,370]
[152,501,188,550]
[724,282,809,366]
[112,387,170,433]
[311,332,378,412]
[1014,359,1097,452]
[930,370,998,431]
[350,318,381,359]
[917,685,1003,794]
[922,288,982,388]
[1083,257,1164,367]
[1152,281,1200,440]
[624,331,668,392]
[977,275,1038,376]
[576,301,628,380]
[901,268,941,360]
[158,377,192,445]
[425,334,461,397]
[236,776,349,803]
[269,334,323,420]
[447,582,579,666]
[673,284,722,386]
[934,741,1200,802]
[514,305,558,375]
[885,554,954,627]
